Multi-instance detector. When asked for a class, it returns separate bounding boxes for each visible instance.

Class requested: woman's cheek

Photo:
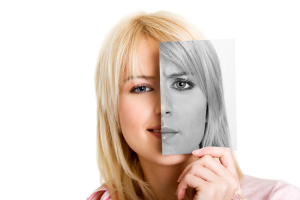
[119,95,150,138]
[176,89,206,147]
[119,96,140,133]
[119,95,154,155]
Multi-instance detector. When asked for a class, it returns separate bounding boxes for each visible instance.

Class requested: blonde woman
[87,11,300,200]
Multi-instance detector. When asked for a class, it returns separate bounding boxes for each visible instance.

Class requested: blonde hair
[95,11,243,200]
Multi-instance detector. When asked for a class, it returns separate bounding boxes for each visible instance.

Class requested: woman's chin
[162,143,199,155]
[162,147,192,155]
[154,153,193,166]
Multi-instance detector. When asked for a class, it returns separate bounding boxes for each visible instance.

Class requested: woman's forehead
[161,54,195,78]
[160,55,186,75]
[123,54,194,83]
[122,39,160,80]
[121,39,199,86]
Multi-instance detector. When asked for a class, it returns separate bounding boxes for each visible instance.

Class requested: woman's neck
[138,155,198,200]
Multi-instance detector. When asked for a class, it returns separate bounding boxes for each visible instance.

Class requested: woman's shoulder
[240,174,300,199]
[86,185,111,200]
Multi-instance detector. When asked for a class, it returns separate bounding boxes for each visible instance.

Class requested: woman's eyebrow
[167,72,193,78]
[124,75,155,83]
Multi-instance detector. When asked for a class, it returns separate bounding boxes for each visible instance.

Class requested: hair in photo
[95,11,242,200]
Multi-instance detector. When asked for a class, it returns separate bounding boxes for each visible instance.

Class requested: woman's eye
[130,85,152,94]
[171,79,195,91]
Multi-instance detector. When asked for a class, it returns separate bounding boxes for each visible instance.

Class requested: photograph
[1,1,300,200]
[160,40,236,155]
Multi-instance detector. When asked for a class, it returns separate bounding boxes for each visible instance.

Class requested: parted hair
[95,11,242,200]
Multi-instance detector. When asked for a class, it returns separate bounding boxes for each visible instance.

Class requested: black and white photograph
[160,40,236,155]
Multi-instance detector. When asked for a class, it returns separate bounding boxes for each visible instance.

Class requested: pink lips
[147,125,179,139]
[147,125,161,139]
[148,125,161,130]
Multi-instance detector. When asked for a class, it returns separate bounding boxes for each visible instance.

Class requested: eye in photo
[159,39,236,155]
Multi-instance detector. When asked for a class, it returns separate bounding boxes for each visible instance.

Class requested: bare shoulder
[240,174,300,199]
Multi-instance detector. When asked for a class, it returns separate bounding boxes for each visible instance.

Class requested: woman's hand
[176,147,239,200]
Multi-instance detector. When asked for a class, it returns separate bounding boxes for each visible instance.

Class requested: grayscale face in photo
[160,52,207,155]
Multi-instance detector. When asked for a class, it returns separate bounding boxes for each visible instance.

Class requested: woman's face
[118,39,207,166]
[160,53,207,155]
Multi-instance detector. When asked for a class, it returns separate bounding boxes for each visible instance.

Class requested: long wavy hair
[94,11,242,200]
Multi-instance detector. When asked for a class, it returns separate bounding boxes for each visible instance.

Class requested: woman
[88,11,300,200]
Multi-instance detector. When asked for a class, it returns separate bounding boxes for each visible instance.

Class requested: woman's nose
[160,88,173,117]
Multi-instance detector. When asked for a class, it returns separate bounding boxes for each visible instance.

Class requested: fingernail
[192,149,201,155]
[177,175,182,182]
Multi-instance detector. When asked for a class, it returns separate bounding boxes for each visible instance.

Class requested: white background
[1,1,299,199]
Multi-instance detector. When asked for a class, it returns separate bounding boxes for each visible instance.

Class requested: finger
[192,147,237,175]
[185,163,220,182]
[177,173,208,200]
[178,155,229,182]
[194,155,240,191]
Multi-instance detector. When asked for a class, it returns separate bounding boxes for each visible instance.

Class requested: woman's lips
[147,125,162,139]
[161,126,178,133]
[148,130,162,139]
[148,125,161,130]
[161,126,178,140]
[147,126,178,140]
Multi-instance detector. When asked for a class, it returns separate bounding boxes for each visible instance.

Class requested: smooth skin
[177,147,239,200]
[118,38,239,200]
